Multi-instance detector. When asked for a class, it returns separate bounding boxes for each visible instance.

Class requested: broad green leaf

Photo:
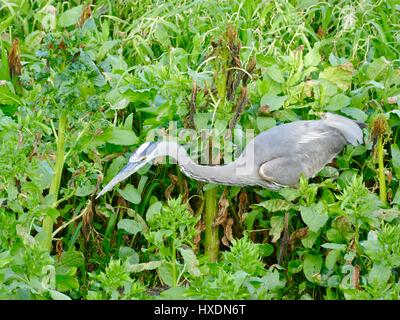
[260,94,287,111]
[119,246,139,264]
[301,230,320,248]
[118,184,141,204]
[325,250,341,271]
[178,247,201,277]
[76,180,96,197]
[366,57,390,81]
[0,42,10,81]
[194,112,211,130]
[265,64,284,83]
[127,261,163,273]
[270,215,284,243]
[56,250,85,273]
[391,144,400,179]
[257,243,274,257]
[304,46,321,67]
[117,219,142,235]
[325,93,350,111]
[279,187,300,202]
[261,269,286,291]
[288,260,302,274]
[368,263,391,285]
[303,253,323,283]
[146,201,163,221]
[0,84,22,105]
[256,117,276,132]
[257,199,293,212]
[49,290,72,300]
[341,107,368,122]
[56,274,80,292]
[58,5,83,27]
[321,243,347,251]
[300,202,329,232]
[319,64,354,91]
[108,127,138,146]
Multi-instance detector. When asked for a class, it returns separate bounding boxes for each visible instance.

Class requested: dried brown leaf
[289,227,309,244]
[222,218,234,246]
[238,191,248,223]
[79,5,92,26]
[213,194,229,227]
[8,38,21,78]
[82,201,94,244]
[353,264,361,289]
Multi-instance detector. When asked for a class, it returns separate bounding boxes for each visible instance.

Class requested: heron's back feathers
[322,112,364,146]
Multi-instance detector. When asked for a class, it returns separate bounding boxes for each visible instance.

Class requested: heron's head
[96,141,160,198]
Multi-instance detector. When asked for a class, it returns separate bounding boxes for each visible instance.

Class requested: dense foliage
[0,0,400,300]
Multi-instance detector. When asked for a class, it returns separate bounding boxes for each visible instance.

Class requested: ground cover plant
[0,0,400,300]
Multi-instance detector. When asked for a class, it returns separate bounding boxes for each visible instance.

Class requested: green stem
[377,136,387,204]
[40,112,67,252]
[204,187,219,262]
[177,166,184,195]
[171,238,177,287]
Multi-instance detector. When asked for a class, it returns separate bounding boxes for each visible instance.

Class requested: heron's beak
[96,160,147,199]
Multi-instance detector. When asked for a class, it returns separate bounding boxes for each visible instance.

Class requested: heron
[96,112,364,198]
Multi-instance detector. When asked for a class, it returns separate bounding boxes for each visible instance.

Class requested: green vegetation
[1,0,400,300]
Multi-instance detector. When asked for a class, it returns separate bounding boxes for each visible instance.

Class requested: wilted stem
[377,136,386,204]
[204,187,219,262]
[40,112,67,252]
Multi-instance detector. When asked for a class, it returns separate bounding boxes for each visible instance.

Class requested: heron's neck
[160,141,256,186]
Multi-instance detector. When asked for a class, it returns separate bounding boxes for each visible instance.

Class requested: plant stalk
[171,238,177,287]
[377,136,386,204]
[41,112,67,252]
[204,187,219,262]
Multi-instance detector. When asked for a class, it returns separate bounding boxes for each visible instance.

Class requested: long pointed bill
[96,160,147,199]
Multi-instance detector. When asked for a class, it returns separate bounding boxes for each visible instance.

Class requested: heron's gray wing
[258,123,347,186]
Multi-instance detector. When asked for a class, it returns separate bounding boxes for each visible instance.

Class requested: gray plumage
[96,112,364,198]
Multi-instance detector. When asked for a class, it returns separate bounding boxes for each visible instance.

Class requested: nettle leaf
[117,219,142,236]
[264,64,284,83]
[58,5,83,27]
[270,215,284,243]
[108,127,139,145]
[178,247,201,277]
[303,253,323,283]
[260,94,287,111]
[256,117,276,132]
[368,263,391,285]
[119,246,139,265]
[301,230,320,249]
[366,57,390,81]
[76,180,96,197]
[325,93,350,112]
[319,64,354,91]
[321,243,347,251]
[257,243,274,257]
[325,249,341,271]
[341,107,368,122]
[146,201,163,221]
[304,46,321,68]
[256,199,294,212]
[79,51,106,87]
[118,184,141,204]
[56,250,85,269]
[127,261,163,273]
[300,202,329,233]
